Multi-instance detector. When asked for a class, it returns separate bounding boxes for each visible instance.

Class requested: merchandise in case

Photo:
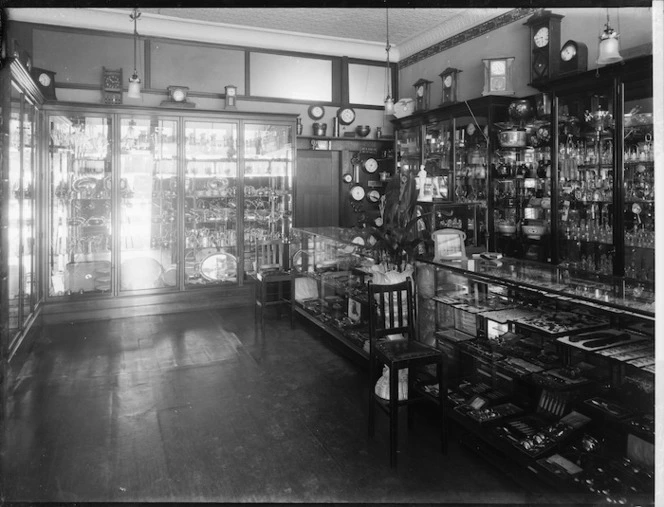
[3,62,42,352]
[46,107,295,301]
[492,96,553,262]
[392,96,512,251]
[418,256,654,502]
[538,55,653,282]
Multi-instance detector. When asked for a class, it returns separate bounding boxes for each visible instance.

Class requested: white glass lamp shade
[597,28,623,65]
[127,74,142,99]
[384,96,395,115]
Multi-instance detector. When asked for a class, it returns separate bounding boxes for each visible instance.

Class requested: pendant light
[128,8,142,99]
[597,8,623,65]
[384,8,394,116]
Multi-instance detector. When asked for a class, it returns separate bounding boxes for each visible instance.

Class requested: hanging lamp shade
[127,74,142,99]
[597,26,623,65]
[384,96,394,116]
[128,8,142,99]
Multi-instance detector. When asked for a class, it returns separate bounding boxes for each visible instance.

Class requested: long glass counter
[417,255,654,320]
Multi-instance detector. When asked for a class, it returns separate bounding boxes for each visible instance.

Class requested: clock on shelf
[481,57,515,96]
[439,67,461,105]
[31,67,57,100]
[160,86,196,108]
[413,78,433,111]
[524,9,564,84]
[101,67,123,105]
[559,40,588,75]
[225,85,237,110]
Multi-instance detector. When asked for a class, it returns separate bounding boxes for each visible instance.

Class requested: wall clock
[337,107,356,126]
[559,40,588,75]
[413,78,433,111]
[366,189,381,203]
[31,67,57,100]
[101,67,123,105]
[350,184,365,201]
[481,57,515,96]
[308,105,325,120]
[439,67,461,105]
[342,172,353,184]
[225,85,237,110]
[524,9,564,84]
[160,86,195,108]
[363,158,378,174]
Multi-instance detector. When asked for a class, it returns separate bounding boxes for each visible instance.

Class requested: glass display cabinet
[417,256,654,503]
[2,59,43,356]
[539,55,653,285]
[46,106,295,304]
[392,96,512,251]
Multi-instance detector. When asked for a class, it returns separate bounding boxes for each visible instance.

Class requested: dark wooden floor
[4,306,574,503]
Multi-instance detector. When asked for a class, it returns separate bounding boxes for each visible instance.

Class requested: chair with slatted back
[251,240,291,334]
[367,277,447,467]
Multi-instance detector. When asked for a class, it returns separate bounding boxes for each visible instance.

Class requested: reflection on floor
[5,306,569,503]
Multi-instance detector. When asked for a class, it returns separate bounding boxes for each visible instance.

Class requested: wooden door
[295,151,340,227]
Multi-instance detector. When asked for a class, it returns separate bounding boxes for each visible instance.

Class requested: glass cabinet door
[424,120,452,201]
[396,125,422,176]
[21,95,37,324]
[49,114,112,295]
[453,117,489,205]
[556,89,615,275]
[623,90,654,284]
[243,123,293,277]
[8,86,22,334]
[184,120,238,286]
[119,117,178,291]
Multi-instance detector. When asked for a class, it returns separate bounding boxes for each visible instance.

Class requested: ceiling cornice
[7,8,398,61]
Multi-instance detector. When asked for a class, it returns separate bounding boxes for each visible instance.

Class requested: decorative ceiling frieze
[399,8,540,69]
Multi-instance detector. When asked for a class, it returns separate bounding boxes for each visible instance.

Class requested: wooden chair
[367,277,447,467]
[251,240,290,334]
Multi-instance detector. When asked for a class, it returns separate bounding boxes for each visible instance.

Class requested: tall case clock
[524,10,564,85]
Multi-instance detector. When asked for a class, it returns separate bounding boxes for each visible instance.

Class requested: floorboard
[3,306,578,503]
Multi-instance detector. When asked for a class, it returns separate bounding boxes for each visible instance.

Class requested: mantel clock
[413,78,433,112]
[524,9,564,84]
[439,68,461,105]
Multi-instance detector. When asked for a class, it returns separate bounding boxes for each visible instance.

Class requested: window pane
[250,53,331,101]
[349,63,388,106]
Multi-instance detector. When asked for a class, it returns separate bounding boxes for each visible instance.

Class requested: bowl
[499,128,527,148]
[497,223,517,235]
[522,224,547,239]
[355,125,371,137]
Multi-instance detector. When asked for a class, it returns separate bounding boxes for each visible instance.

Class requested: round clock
[363,158,378,174]
[416,85,425,97]
[443,75,453,87]
[104,74,120,89]
[39,73,51,87]
[374,217,383,227]
[172,88,186,102]
[349,184,365,201]
[534,26,549,48]
[367,189,381,203]
[342,172,353,184]
[308,105,325,120]
[337,107,356,126]
[466,123,476,136]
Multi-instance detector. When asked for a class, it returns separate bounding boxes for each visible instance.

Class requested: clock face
[349,184,365,201]
[534,26,549,48]
[39,73,51,87]
[342,173,353,184]
[104,74,120,89]
[338,107,356,125]
[226,87,236,97]
[443,75,453,87]
[172,89,186,102]
[367,190,381,203]
[416,85,425,97]
[364,158,378,174]
[308,105,325,120]
[561,43,577,62]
